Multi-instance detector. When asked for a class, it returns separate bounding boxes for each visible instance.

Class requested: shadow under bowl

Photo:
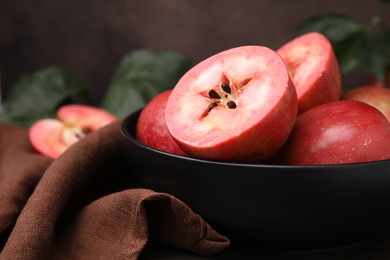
[121,109,390,250]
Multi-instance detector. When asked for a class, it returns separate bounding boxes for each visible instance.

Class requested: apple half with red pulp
[272,100,390,165]
[277,32,341,114]
[136,89,187,156]
[165,46,298,163]
[29,104,117,158]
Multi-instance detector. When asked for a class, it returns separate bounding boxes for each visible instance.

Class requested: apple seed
[208,102,219,111]
[200,80,242,119]
[221,82,231,94]
[226,100,237,109]
[61,124,92,145]
[208,89,221,99]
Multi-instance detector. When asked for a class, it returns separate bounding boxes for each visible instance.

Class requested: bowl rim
[121,109,390,170]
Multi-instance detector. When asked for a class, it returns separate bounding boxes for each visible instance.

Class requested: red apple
[272,100,390,165]
[369,70,390,88]
[277,32,341,114]
[165,46,298,163]
[343,85,390,122]
[29,104,117,158]
[370,77,387,88]
[136,89,187,156]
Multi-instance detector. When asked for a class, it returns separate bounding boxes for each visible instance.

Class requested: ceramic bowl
[121,109,390,250]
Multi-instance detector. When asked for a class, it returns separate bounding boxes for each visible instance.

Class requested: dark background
[1,1,390,258]
[0,0,389,105]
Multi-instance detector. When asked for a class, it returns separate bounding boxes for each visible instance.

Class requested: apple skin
[271,100,390,165]
[136,90,187,156]
[165,46,298,163]
[29,104,117,158]
[369,70,390,88]
[277,32,341,114]
[343,85,390,122]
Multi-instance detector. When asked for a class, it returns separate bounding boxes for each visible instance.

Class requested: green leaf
[101,49,193,118]
[297,14,367,75]
[362,30,390,83]
[297,14,364,42]
[333,31,367,74]
[0,67,89,127]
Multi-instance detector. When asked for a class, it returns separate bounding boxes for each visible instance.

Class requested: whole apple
[165,45,298,163]
[277,32,341,114]
[342,85,390,122]
[136,89,187,156]
[271,100,390,165]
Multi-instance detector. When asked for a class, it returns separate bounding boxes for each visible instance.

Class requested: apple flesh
[343,85,390,122]
[136,90,187,156]
[165,46,298,163]
[272,100,390,165]
[29,104,117,158]
[277,32,341,114]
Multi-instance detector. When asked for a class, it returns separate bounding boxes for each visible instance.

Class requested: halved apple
[29,104,117,158]
[165,46,298,163]
[277,32,341,114]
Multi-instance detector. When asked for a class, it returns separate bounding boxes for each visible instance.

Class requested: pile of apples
[136,32,390,165]
[28,32,390,165]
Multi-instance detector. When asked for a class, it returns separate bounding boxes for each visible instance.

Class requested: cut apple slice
[165,46,298,163]
[29,104,117,158]
[29,119,68,158]
[57,104,116,130]
[277,32,341,114]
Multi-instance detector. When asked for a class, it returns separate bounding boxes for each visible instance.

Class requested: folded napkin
[0,120,230,259]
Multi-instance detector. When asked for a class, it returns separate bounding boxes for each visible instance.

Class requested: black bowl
[121,110,390,250]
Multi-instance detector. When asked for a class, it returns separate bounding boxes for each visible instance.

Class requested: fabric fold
[0,121,229,259]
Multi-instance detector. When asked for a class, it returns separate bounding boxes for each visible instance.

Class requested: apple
[271,100,390,165]
[136,89,187,156]
[343,85,390,122]
[277,32,341,114]
[369,70,390,87]
[29,104,117,158]
[165,45,298,163]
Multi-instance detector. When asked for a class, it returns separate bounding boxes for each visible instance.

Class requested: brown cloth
[0,120,230,259]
